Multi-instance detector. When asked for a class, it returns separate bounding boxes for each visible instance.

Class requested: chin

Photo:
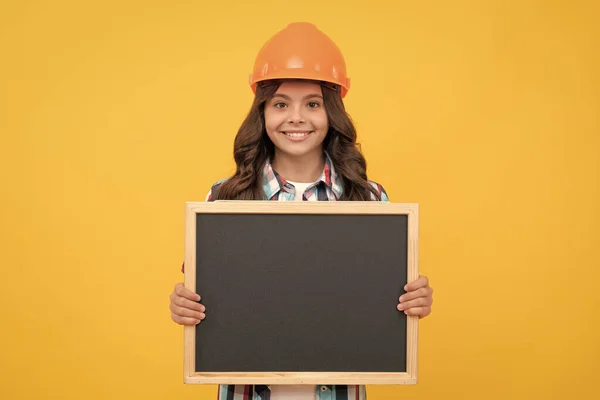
[279,147,318,158]
[276,137,325,155]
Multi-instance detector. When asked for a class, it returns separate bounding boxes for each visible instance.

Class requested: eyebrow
[272,93,323,101]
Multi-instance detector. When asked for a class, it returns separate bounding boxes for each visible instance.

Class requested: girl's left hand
[397,275,433,318]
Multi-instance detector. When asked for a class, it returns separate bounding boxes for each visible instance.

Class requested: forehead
[274,80,323,95]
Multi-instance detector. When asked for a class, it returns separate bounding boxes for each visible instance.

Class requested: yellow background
[1,0,598,399]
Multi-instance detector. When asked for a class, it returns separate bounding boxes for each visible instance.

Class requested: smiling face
[263,80,329,161]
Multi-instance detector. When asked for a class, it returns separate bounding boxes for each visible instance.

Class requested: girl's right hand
[170,283,206,325]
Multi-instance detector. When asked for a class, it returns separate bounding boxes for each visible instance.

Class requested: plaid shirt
[199,153,388,400]
[206,153,388,202]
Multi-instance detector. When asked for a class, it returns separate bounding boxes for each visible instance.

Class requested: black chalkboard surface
[184,201,418,385]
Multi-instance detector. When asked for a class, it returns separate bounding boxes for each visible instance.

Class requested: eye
[308,101,321,108]
[274,102,287,109]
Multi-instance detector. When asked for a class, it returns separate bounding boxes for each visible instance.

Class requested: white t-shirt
[270,385,316,399]
[287,180,315,201]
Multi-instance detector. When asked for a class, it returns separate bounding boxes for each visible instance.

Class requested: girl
[169,22,434,400]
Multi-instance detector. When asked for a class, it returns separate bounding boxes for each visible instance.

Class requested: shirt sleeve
[369,181,389,201]
[379,184,389,201]
[205,179,227,202]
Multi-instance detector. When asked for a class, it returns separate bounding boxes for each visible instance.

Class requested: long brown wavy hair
[212,80,381,201]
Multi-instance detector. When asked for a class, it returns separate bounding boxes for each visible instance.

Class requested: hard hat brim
[250,69,350,98]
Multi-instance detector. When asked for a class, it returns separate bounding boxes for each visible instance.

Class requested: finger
[399,287,432,303]
[170,302,206,320]
[397,297,431,311]
[170,302,206,321]
[171,314,202,326]
[174,283,200,300]
[174,296,206,313]
[174,283,201,301]
[402,306,431,318]
[404,275,429,291]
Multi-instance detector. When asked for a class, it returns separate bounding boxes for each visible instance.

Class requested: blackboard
[184,201,418,385]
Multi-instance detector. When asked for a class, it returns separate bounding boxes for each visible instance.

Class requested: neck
[271,149,325,183]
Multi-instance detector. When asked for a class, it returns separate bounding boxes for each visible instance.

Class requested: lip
[280,130,313,142]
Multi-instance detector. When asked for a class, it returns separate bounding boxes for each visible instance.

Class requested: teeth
[284,132,310,137]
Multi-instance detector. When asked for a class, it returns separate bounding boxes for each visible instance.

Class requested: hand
[170,282,206,325]
[397,275,433,319]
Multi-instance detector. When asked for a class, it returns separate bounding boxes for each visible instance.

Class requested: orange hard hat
[249,22,351,98]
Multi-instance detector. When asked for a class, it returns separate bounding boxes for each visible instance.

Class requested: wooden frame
[184,200,419,385]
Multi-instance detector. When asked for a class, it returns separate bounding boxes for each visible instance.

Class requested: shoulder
[368,180,389,201]
[205,178,228,202]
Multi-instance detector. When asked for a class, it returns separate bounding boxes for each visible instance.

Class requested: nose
[287,104,305,124]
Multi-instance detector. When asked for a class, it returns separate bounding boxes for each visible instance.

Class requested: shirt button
[320,386,328,392]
